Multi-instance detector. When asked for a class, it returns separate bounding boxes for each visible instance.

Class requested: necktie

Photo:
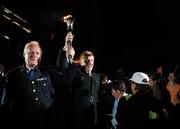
[28,69,35,80]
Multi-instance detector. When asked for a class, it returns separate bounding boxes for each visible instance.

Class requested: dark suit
[62,55,100,129]
[2,65,62,128]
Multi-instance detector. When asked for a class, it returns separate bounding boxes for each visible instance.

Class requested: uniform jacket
[3,65,62,128]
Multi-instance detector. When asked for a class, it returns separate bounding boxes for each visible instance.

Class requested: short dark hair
[111,80,126,92]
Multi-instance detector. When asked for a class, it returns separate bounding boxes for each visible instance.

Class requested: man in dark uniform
[2,41,63,128]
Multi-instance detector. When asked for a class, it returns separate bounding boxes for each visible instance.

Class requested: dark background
[0,0,179,79]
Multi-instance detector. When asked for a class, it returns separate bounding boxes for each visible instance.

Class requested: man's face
[24,44,41,68]
[85,55,94,72]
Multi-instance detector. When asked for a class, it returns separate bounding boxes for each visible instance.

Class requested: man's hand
[63,32,74,51]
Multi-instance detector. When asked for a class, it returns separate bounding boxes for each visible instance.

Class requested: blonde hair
[80,51,94,66]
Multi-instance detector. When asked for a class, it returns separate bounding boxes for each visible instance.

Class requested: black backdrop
[0,0,179,79]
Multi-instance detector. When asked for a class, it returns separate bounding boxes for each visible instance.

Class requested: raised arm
[56,32,75,71]
[63,32,75,63]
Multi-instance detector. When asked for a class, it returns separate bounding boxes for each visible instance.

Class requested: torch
[63,15,74,63]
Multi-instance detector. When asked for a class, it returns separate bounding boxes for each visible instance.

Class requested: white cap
[129,72,149,85]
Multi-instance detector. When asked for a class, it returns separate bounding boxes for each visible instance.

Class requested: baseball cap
[129,72,149,85]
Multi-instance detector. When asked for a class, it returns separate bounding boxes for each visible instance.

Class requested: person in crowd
[118,72,167,129]
[61,32,100,129]
[96,74,113,129]
[166,72,180,128]
[110,80,131,129]
[148,72,163,101]
[166,72,175,88]
[1,40,64,128]
[166,72,180,106]
[148,72,171,126]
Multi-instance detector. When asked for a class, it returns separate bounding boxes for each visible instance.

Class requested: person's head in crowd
[168,72,175,82]
[129,72,150,94]
[111,80,126,99]
[148,73,158,87]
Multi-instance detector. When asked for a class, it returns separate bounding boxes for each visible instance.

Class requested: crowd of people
[0,31,180,129]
